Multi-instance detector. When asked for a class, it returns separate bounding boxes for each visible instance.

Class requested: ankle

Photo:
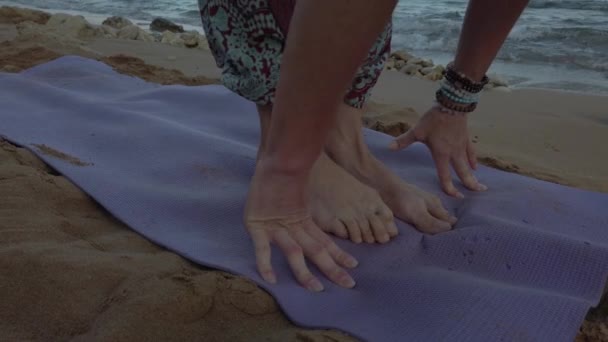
[325,139,376,178]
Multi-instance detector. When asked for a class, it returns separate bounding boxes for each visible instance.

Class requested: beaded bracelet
[435,89,478,113]
[440,79,480,104]
[443,62,489,93]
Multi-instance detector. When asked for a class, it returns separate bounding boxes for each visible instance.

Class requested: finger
[273,230,322,292]
[415,211,453,235]
[452,156,487,192]
[431,151,463,198]
[343,219,362,244]
[377,207,399,237]
[358,218,375,244]
[428,199,456,225]
[250,229,276,283]
[294,229,356,289]
[369,215,390,243]
[389,129,417,151]
[467,139,478,170]
[306,226,358,269]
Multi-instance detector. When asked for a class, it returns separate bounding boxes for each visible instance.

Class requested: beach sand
[0,7,606,341]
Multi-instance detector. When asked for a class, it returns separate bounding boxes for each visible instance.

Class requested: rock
[394,60,406,70]
[0,6,50,25]
[407,57,423,66]
[102,16,132,30]
[420,66,434,75]
[151,32,163,42]
[101,25,117,38]
[150,17,184,33]
[1,65,20,73]
[181,31,200,48]
[401,64,420,75]
[420,59,434,68]
[46,13,103,40]
[390,50,413,62]
[489,74,509,87]
[161,31,185,47]
[384,59,395,70]
[117,25,154,42]
[138,30,154,42]
[423,65,445,81]
[117,25,139,40]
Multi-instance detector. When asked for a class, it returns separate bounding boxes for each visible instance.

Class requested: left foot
[325,103,457,234]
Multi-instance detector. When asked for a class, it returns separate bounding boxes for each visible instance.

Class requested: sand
[0,7,606,342]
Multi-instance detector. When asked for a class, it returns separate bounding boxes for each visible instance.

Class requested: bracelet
[443,62,488,93]
[440,79,480,104]
[435,90,478,113]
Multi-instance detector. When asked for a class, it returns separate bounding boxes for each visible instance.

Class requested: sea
[2,0,607,94]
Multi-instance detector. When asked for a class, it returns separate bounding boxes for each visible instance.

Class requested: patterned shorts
[198,0,392,108]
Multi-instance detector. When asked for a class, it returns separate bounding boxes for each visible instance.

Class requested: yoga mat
[1,56,607,342]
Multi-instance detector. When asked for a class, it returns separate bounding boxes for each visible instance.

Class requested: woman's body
[198,0,529,291]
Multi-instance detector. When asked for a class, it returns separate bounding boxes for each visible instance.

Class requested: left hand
[389,105,487,198]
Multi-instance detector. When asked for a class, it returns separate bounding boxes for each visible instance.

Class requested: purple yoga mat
[1,56,607,342]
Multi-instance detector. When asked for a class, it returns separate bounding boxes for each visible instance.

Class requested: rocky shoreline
[1,6,210,51]
[1,6,511,91]
[386,50,510,91]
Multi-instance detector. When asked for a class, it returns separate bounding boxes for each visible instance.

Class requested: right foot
[309,153,398,244]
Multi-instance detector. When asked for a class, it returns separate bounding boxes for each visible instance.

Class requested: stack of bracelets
[434,62,489,115]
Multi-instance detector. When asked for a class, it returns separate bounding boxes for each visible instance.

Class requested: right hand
[244,160,359,292]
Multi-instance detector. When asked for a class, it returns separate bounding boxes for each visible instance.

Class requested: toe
[330,219,349,239]
[369,215,390,243]
[376,207,398,237]
[358,218,376,244]
[416,212,452,234]
[343,219,363,244]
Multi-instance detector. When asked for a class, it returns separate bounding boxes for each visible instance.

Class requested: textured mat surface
[1,56,607,342]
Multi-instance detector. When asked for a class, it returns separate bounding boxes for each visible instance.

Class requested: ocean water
[2,0,607,94]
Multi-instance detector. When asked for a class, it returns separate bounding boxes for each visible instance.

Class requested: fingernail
[342,276,356,288]
[450,216,458,224]
[308,279,324,292]
[263,271,277,284]
[456,192,465,199]
[267,273,277,284]
[389,141,398,150]
[478,184,488,191]
[346,256,359,268]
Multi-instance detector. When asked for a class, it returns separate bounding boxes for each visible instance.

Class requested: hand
[389,105,487,198]
[244,160,358,292]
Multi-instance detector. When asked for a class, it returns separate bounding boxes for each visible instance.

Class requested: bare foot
[257,105,397,244]
[310,153,398,244]
[325,103,457,234]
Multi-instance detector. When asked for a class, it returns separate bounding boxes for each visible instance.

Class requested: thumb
[389,129,418,151]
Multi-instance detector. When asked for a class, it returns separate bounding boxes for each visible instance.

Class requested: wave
[527,0,608,11]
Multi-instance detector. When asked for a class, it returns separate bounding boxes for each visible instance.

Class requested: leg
[322,21,456,234]
[257,105,398,243]
[325,103,457,234]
